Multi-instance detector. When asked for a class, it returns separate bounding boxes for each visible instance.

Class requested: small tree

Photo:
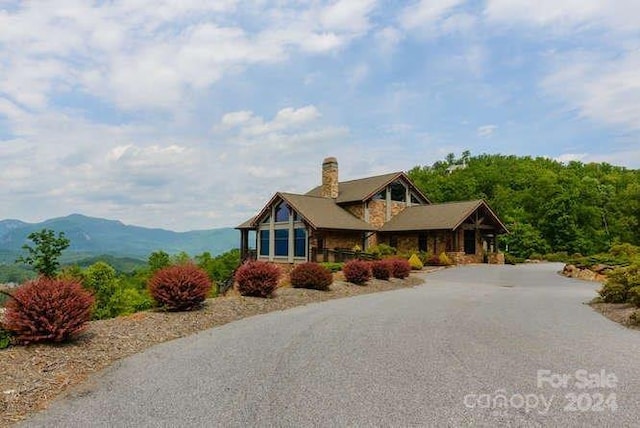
[16,229,70,278]
[148,250,171,273]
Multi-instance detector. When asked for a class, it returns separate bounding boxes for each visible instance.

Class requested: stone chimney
[321,157,339,199]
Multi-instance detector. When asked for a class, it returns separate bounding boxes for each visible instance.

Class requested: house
[237,157,508,265]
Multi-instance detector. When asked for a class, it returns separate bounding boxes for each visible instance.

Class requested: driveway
[23,264,640,427]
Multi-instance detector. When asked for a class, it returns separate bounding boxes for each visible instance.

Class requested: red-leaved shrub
[343,259,372,285]
[3,277,94,344]
[371,260,392,280]
[148,263,212,311]
[235,261,281,297]
[389,258,411,279]
[290,262,333,291]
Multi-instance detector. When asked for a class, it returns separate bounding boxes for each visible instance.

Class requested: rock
[592,264,614,274]
[563,264,578,276]
[576,269,597,281]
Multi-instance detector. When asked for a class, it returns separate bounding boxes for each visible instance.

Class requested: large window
[373,189,386,200]
[274,229,289,257]
[390,181,406,202]
[259,230,270,256]
[275,202,290,223]
[294,228,306,257]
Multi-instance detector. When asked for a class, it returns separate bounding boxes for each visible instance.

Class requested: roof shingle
[380,200,507,232]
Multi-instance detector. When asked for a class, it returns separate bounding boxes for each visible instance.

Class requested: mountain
[0,214,238,262]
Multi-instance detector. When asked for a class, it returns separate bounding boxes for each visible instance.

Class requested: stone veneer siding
[344,203,365,221]
[368,200,386,228]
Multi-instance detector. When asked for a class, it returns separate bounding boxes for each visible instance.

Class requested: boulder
[576,269,597,281]
[563,264,578,276]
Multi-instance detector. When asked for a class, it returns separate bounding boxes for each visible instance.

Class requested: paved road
[23,264,640,427]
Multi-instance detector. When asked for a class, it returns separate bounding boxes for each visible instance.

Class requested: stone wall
[368,200,386,228]
[324,231,362,250]
[488,253,505,264]
[344,203,365,221]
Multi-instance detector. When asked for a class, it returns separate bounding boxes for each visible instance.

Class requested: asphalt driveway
[23,264,640,427]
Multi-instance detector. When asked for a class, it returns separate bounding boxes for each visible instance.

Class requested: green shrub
[290,263,333,291]
[610,243,639,258]
[598,283,627,303]
[368,244,396,259]
[343,260,372,285]
[628,286,640,308]
[408,254,423,270]
[438,252,453,266]
[528,253,543,260]
[320,262,344,273]
[83,262,119,320]
[148,263,212,310]
[504,253,524,265]
[417,251,433,264]
[0,327,11,349]
[543,252,569,262]
[107,287,154,316]
[235,261,281,298]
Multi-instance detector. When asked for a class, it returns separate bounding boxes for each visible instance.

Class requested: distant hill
[0,214,238,262]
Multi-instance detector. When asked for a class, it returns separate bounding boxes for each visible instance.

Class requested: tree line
[408,152,640,258]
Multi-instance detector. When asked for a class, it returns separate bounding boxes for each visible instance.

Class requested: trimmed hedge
[3,277,94,344]
[235,261,281,297]
[371,260,392,280]
[148,263,212,311]
[343,259,372,285]
[290,262,333,291]
[389,258,411,279]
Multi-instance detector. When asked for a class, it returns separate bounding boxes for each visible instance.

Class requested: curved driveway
[24,264,640,427]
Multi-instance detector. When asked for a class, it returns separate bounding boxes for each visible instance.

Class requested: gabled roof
[379,200,508,233]
[236,216,255,229]
[236,192,375,231]
[306,172,430,204]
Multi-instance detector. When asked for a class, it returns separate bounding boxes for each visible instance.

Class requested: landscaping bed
[589,302,640,330]
[0,272,430,426]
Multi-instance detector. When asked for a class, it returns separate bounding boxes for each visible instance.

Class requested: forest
[408,152,640,258]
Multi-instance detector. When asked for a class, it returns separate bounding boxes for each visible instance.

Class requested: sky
[1,0,639,231]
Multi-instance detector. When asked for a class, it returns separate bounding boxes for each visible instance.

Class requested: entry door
[464,230,476,255]
[418,233,428,252]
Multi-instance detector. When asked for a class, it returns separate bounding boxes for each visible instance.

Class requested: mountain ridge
[0,214,238,261]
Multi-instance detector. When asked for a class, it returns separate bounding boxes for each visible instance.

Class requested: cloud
[555,153,587,163]
[0,0,376,112]
[319,0,377,33]
[398,0,465,31]
[477,125,497,138]
[216,105,323,137]
[484,0,640,32]
[542,50,640,130]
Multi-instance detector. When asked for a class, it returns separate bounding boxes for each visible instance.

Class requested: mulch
[589,301,640,330]
[0,271,432,426]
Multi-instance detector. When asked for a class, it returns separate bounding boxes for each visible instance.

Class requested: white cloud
[216,105,322,137]
[484,0,640,32]
[477,125,497,138]
[0,0,375,112]
[555,153,587,163]
[319,0,377,33]
[542,50,640,130]
[399,0,465,31]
